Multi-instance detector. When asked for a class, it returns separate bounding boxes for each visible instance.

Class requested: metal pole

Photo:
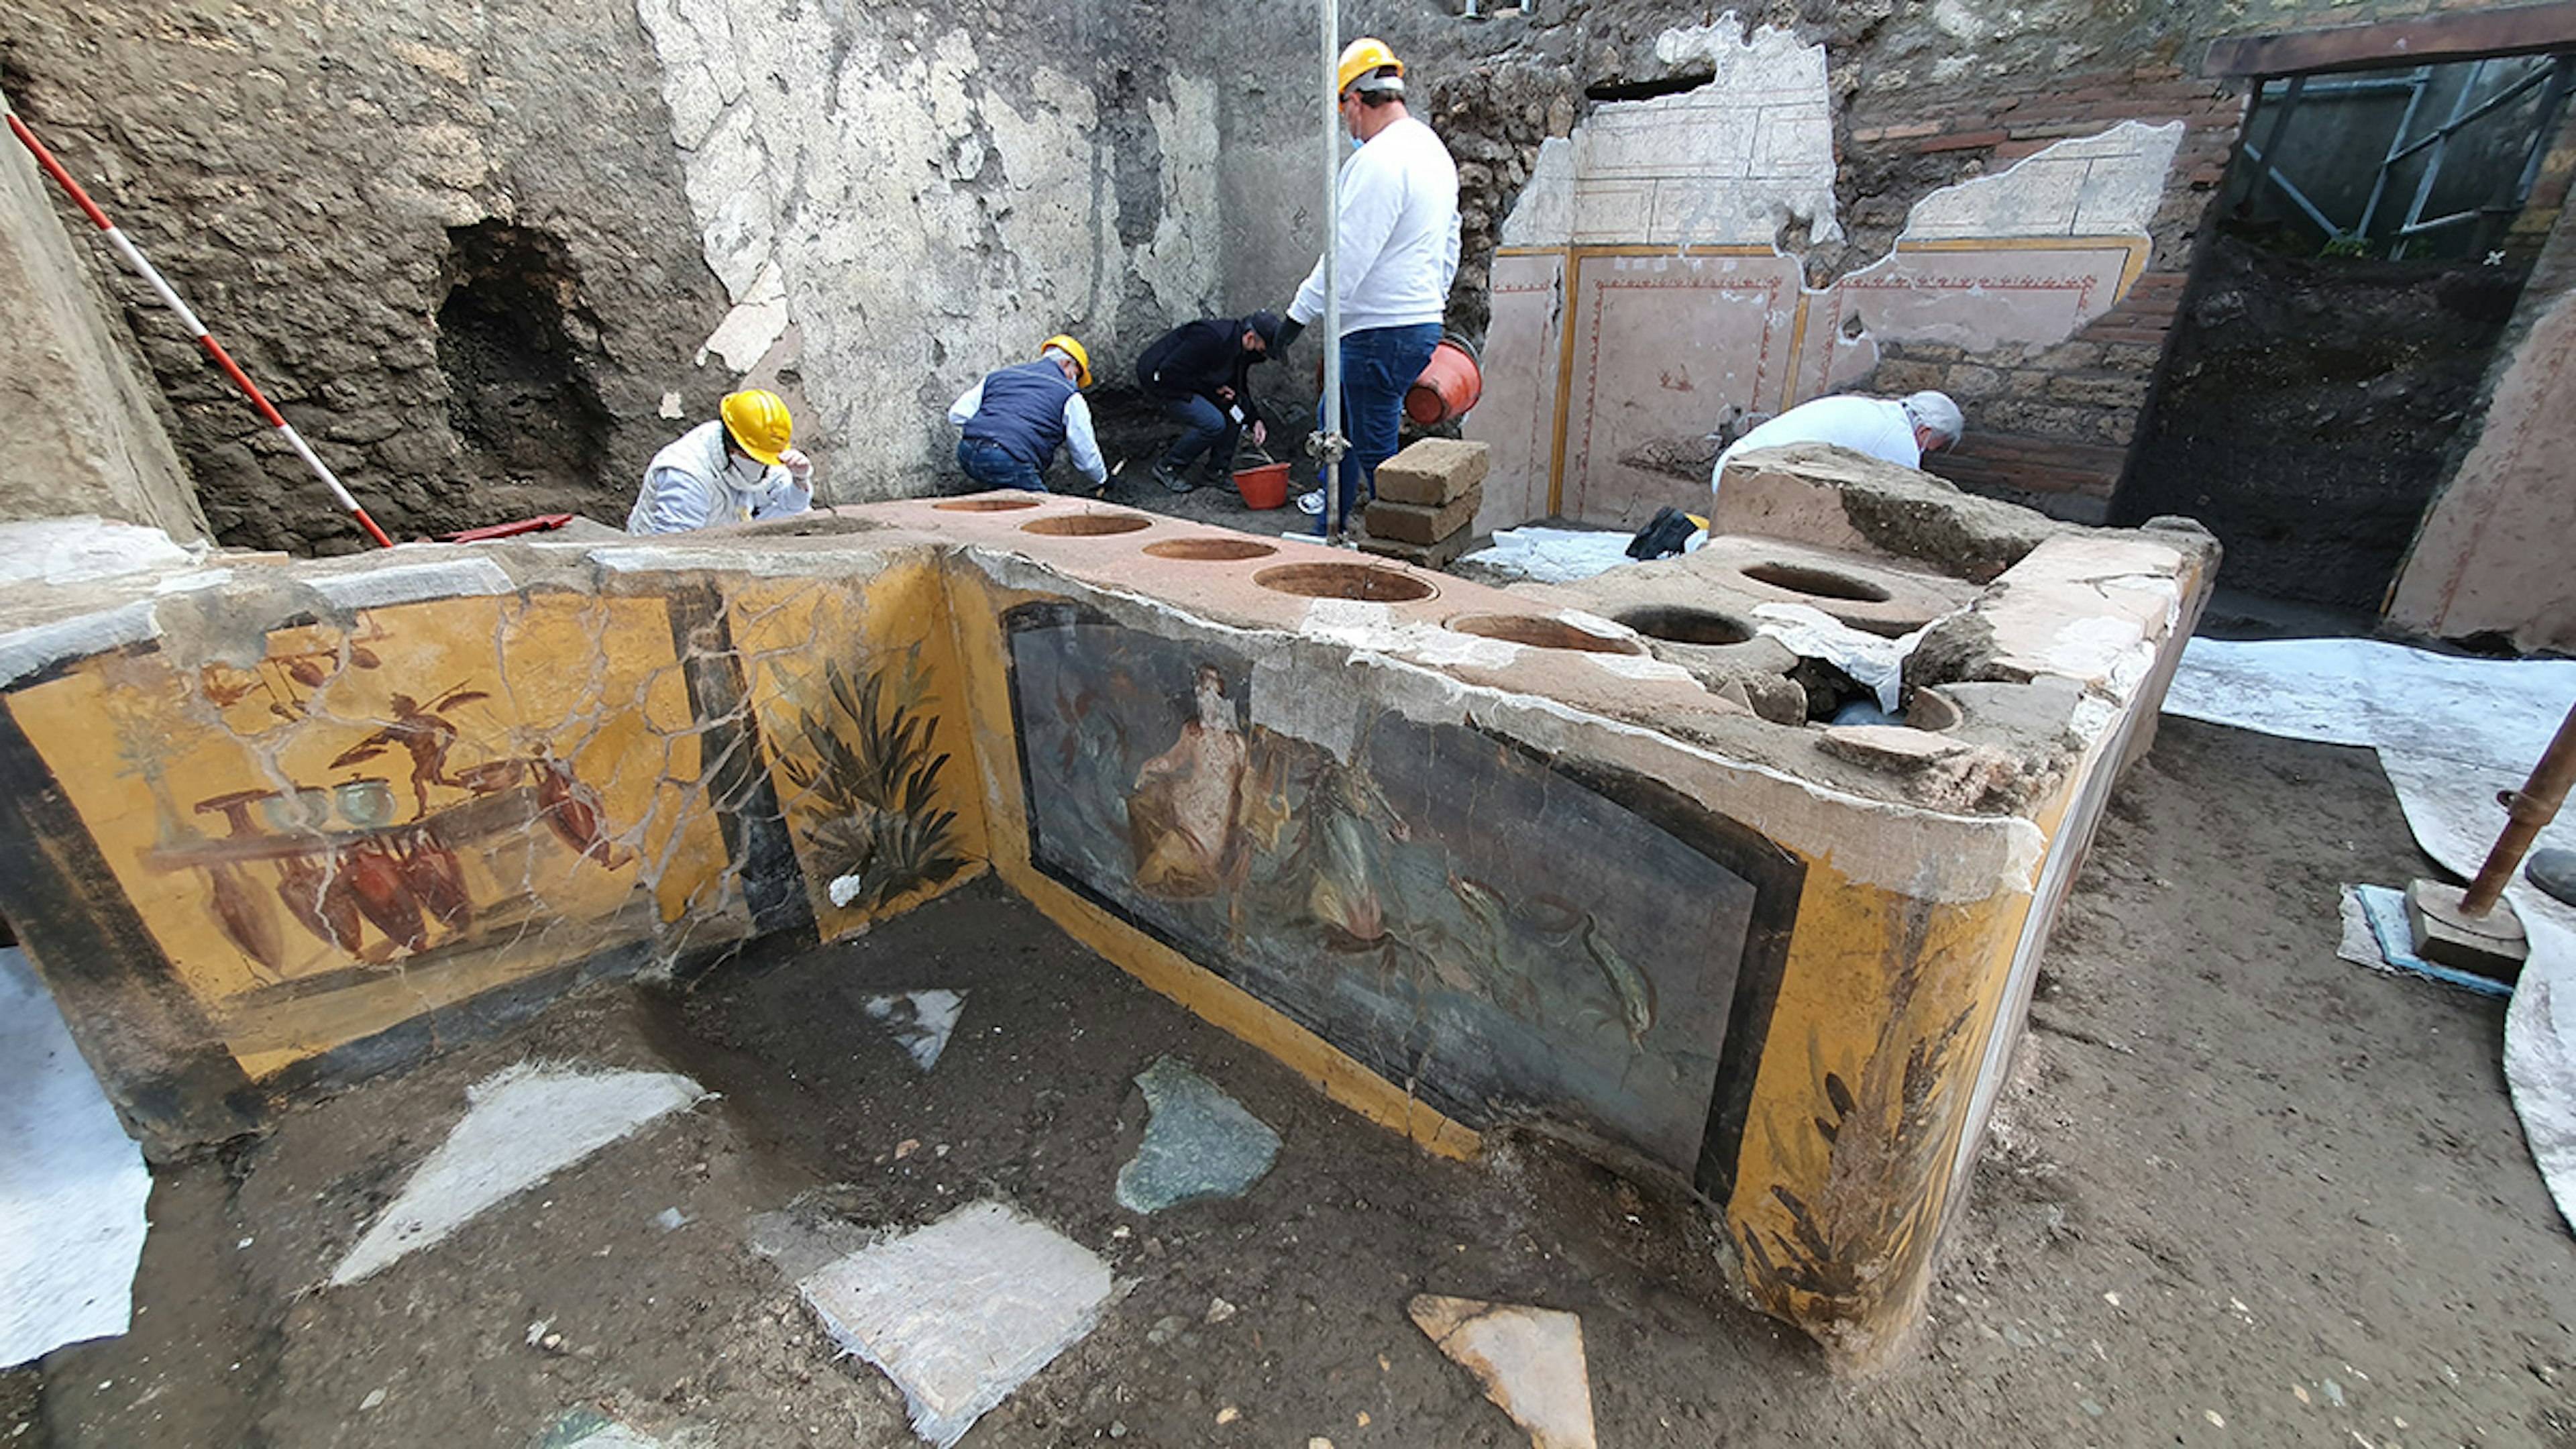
[8,111,395,549]
[2354,68,2432,242]
[2392,59,2488,260]
[1318,0,1346,543]
[2243,75,2307,218]
[2460,700,2576,918]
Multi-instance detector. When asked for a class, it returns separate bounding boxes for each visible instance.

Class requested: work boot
[1152,461,1194,494]
[2528,848,2576,908]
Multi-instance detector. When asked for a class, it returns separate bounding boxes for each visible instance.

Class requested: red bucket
[1308,335,1486,427]
[1405,337,1483,426]
[1233,458,1293,510]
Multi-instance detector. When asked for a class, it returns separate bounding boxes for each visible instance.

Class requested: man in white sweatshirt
[1275,37,1460,533]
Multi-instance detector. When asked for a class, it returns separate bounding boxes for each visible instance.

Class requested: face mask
[1350,134,1364,152]
[727,454,767,487]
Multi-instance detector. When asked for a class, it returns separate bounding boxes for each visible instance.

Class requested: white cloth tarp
[0,948,153,1367]
[2164,637,2576,1235]
[1459,527,1638,584]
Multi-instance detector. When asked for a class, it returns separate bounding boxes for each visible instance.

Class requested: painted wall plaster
[634,0,1222,500]
[1500,23,1838,253]
[0,470,2211,1368]
[1477,15,2182,531]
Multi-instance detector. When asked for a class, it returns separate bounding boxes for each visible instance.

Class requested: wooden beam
[2204,0,2576,78]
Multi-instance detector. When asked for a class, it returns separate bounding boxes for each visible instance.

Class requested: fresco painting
[731,568,988,941]
[1005,608,1797,1174]
[3,594,729,1078]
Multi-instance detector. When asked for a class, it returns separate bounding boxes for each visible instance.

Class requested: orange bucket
[1405,337,1483,426]
[1233,458,1292,510]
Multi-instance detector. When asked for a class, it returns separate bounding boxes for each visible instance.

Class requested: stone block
[1374,439,1491,506]
[1357,531,1472,569]
[1366,485,1482,545]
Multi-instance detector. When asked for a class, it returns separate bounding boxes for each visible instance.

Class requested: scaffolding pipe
[2353,68,2434,239]
[1317,1,1347,543]
[7,111,394,549]
[2393,59,2490,258]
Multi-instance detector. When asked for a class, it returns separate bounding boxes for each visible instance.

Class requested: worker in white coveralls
[1627,390,1966,560]
[626,388,814,535]
[1712,390,1965,501]
[948,335,1110,494]
[1273,36,1460,533]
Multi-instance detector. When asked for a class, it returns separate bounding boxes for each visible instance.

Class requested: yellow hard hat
[1337,37,1403,97]
[718,388,793,466]
[1040,334,1093,389]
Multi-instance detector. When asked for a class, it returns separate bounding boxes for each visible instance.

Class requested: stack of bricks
[1361,439,1487,568]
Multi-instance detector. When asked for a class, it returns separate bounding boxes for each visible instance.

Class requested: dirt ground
[5,717,2573,1448]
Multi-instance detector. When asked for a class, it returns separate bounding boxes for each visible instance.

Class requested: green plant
[776,651,967,916]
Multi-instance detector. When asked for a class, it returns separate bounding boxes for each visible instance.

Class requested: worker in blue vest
[947,335,1108,493]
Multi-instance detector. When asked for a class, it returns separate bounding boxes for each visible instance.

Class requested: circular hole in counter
[1741,561,1892,602]
[1252,561,1438,602]
[933,496,1043,512]
[1905,688,1962,733]
[1142,537,1279,562]
[1613,606,1756,646]
[1444,612,1644,655]
[1020,513,1153,537]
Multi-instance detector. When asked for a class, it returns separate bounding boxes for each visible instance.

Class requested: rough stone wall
[7,0,2565,564]
[0,87,207,541]
[0,0,728,553]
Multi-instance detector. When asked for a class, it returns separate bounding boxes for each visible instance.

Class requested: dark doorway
[436,221,612,511]
[2116,53,2571,610]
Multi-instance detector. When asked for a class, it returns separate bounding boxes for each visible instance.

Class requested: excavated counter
[0,460,2212,1371]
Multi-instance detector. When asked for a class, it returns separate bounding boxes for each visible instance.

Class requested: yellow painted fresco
[1721,856,2033,1360]
[936,564,1482,1160]
[5,592,729,1077]
[730,558,991,941]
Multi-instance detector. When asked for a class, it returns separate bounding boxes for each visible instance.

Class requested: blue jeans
[1153,393,1241,476]
[1313,322,1441,533]
[957,437,1047,492]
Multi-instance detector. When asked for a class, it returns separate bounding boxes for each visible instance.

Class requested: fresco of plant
[776,649,968,918]
[1740,898,1982,1356]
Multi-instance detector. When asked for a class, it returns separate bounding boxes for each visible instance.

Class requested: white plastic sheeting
[0,517,195,588]
[1458,526,1639,584]
[0,948,153,1368]
[2164,637,2576,1235]
[800,1199,1114,1448]
[330,1063,708,1286]
[863,991,966,1072]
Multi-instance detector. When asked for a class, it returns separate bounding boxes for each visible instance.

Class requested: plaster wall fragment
[635,4,1220,499]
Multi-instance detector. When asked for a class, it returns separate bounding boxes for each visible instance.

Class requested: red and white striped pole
[8,111,394,549]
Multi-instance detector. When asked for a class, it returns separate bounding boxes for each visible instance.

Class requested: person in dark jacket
[947,335,1107,493]
[1134,311,1281,493]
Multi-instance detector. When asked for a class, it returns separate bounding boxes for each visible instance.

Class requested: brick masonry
[1849,65,2249,514]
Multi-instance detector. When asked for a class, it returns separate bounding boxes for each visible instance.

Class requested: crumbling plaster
[635,0,1224,500]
